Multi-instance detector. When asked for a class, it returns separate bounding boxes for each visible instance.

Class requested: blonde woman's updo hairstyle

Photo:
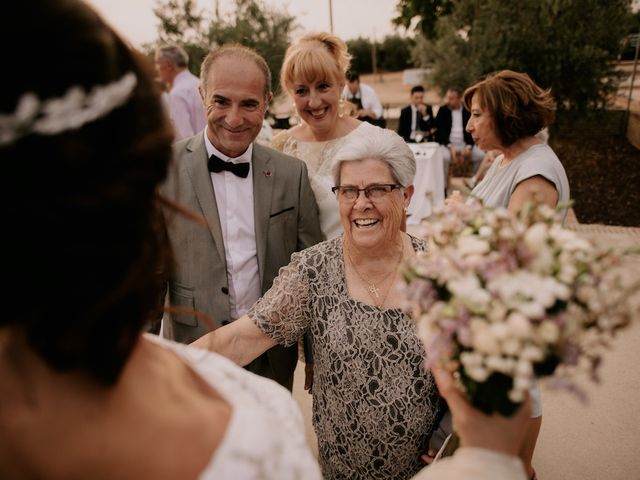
[463,70,556,147]
[280,32,352,94]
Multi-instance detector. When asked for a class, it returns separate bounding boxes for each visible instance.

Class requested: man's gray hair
[331,126,416,187]
[156,45,189,68]
[200,44,272,100]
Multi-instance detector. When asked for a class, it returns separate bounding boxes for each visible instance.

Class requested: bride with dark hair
[0,1,320,478]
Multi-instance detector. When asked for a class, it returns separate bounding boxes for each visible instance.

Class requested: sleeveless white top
[471,143,570,222]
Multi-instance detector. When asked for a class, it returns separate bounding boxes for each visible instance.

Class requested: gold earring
[338,95,345,119]
[291,102,301,125]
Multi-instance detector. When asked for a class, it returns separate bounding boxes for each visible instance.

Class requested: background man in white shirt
[161,44,322,390]
[343,71,385,127]
[155,45,207,141]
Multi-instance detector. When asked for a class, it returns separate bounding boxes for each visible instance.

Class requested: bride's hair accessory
[0,72,137,146]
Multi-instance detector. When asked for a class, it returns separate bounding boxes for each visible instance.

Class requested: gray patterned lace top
[249,236,442,480]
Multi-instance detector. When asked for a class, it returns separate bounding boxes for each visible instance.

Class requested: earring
[338,95,345,119]
[291,102,301,125]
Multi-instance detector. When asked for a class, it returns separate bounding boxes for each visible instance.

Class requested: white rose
[558,263,578,284]
[469,317,489,333]
[520,345,544,362]
[501,337,521,356]
[514,374,533,391]
[457,236,490,256]
[488,302,508,323]
[524,222,548,253]
[489,322,510,340]
[515,359,533,376]
[460,351,484,368]
[538,320,560,343]
[507,312,532,338]
[508,388,526,403]
[530,247,555,275]
[486,355,511,374]
[478,225,493,238]
[473,328,500,355]
[517,301,545,319]
[466,365,490,382]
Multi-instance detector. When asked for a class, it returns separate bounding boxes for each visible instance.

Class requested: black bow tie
[208,154,250,178]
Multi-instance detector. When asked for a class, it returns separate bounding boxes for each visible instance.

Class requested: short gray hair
[200,44,271,100]
[156,45,189,68]
[331,126,416,186]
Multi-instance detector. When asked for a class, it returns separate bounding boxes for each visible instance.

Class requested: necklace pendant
[368,284,380,298]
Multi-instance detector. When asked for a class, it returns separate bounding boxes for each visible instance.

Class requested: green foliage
[147,0,297,94]
[393,0,454,39]
[346,37,374,73]
[379,35,415,71]
[406,0,634,111]
[346,35,414,74]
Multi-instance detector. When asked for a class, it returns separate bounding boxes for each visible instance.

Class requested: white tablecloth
[407,142,444,224]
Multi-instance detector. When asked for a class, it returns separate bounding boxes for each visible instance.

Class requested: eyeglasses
[331,183,402,201]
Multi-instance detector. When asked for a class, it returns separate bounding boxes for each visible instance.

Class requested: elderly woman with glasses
[196,127,443,480]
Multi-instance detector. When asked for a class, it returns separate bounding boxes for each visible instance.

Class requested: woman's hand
[432,365,532,457]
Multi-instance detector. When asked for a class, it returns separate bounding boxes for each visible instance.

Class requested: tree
[149,0,208,74]
[393,0,454,39]
[346,37,374,74]
[346,35,414,74]
[379,35,414,72]
[405,0,634,111]
[148,0,297,94]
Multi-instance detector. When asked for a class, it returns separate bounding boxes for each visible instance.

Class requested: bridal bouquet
[402,199,640,416]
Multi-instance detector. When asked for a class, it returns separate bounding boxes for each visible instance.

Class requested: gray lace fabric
[249,236,443,479]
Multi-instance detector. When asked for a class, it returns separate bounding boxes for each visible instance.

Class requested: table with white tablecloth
[407,142,445,225]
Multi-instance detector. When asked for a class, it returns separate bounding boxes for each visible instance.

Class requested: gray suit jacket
[161,133,322,389]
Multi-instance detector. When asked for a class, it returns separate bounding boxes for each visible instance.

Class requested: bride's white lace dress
[149,335,321,479]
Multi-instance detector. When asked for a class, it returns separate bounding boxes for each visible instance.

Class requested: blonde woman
[272,32,384,240]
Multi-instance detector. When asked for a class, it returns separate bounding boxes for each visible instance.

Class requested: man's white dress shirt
[204,130,261,320]
[342,83,383,119]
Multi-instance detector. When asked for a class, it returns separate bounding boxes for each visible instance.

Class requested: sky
[85,0,402,48]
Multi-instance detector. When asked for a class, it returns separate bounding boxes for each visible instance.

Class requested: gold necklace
[345,242,404,308]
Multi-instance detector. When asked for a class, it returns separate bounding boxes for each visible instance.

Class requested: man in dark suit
[161,44,323,391]
[435,88,484,189]
[397,85,435,143]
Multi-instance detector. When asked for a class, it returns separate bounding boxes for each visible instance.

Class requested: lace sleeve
[248,251,311,347]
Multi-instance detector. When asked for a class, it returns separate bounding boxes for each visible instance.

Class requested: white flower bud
[467,365,490,382]
[457,236,490,256]
[514,374,533,391]
[489,322,509,340]
[460,351,483,367]
[538,320,560,343]
[524,222,548,253]
[501,338,521,356]
[473,329,500,355]
[521,345,544,362]
[507,312,532,338]
[509,388,526,403]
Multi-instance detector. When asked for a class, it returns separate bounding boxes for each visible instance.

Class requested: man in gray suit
[161,44,322,390]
